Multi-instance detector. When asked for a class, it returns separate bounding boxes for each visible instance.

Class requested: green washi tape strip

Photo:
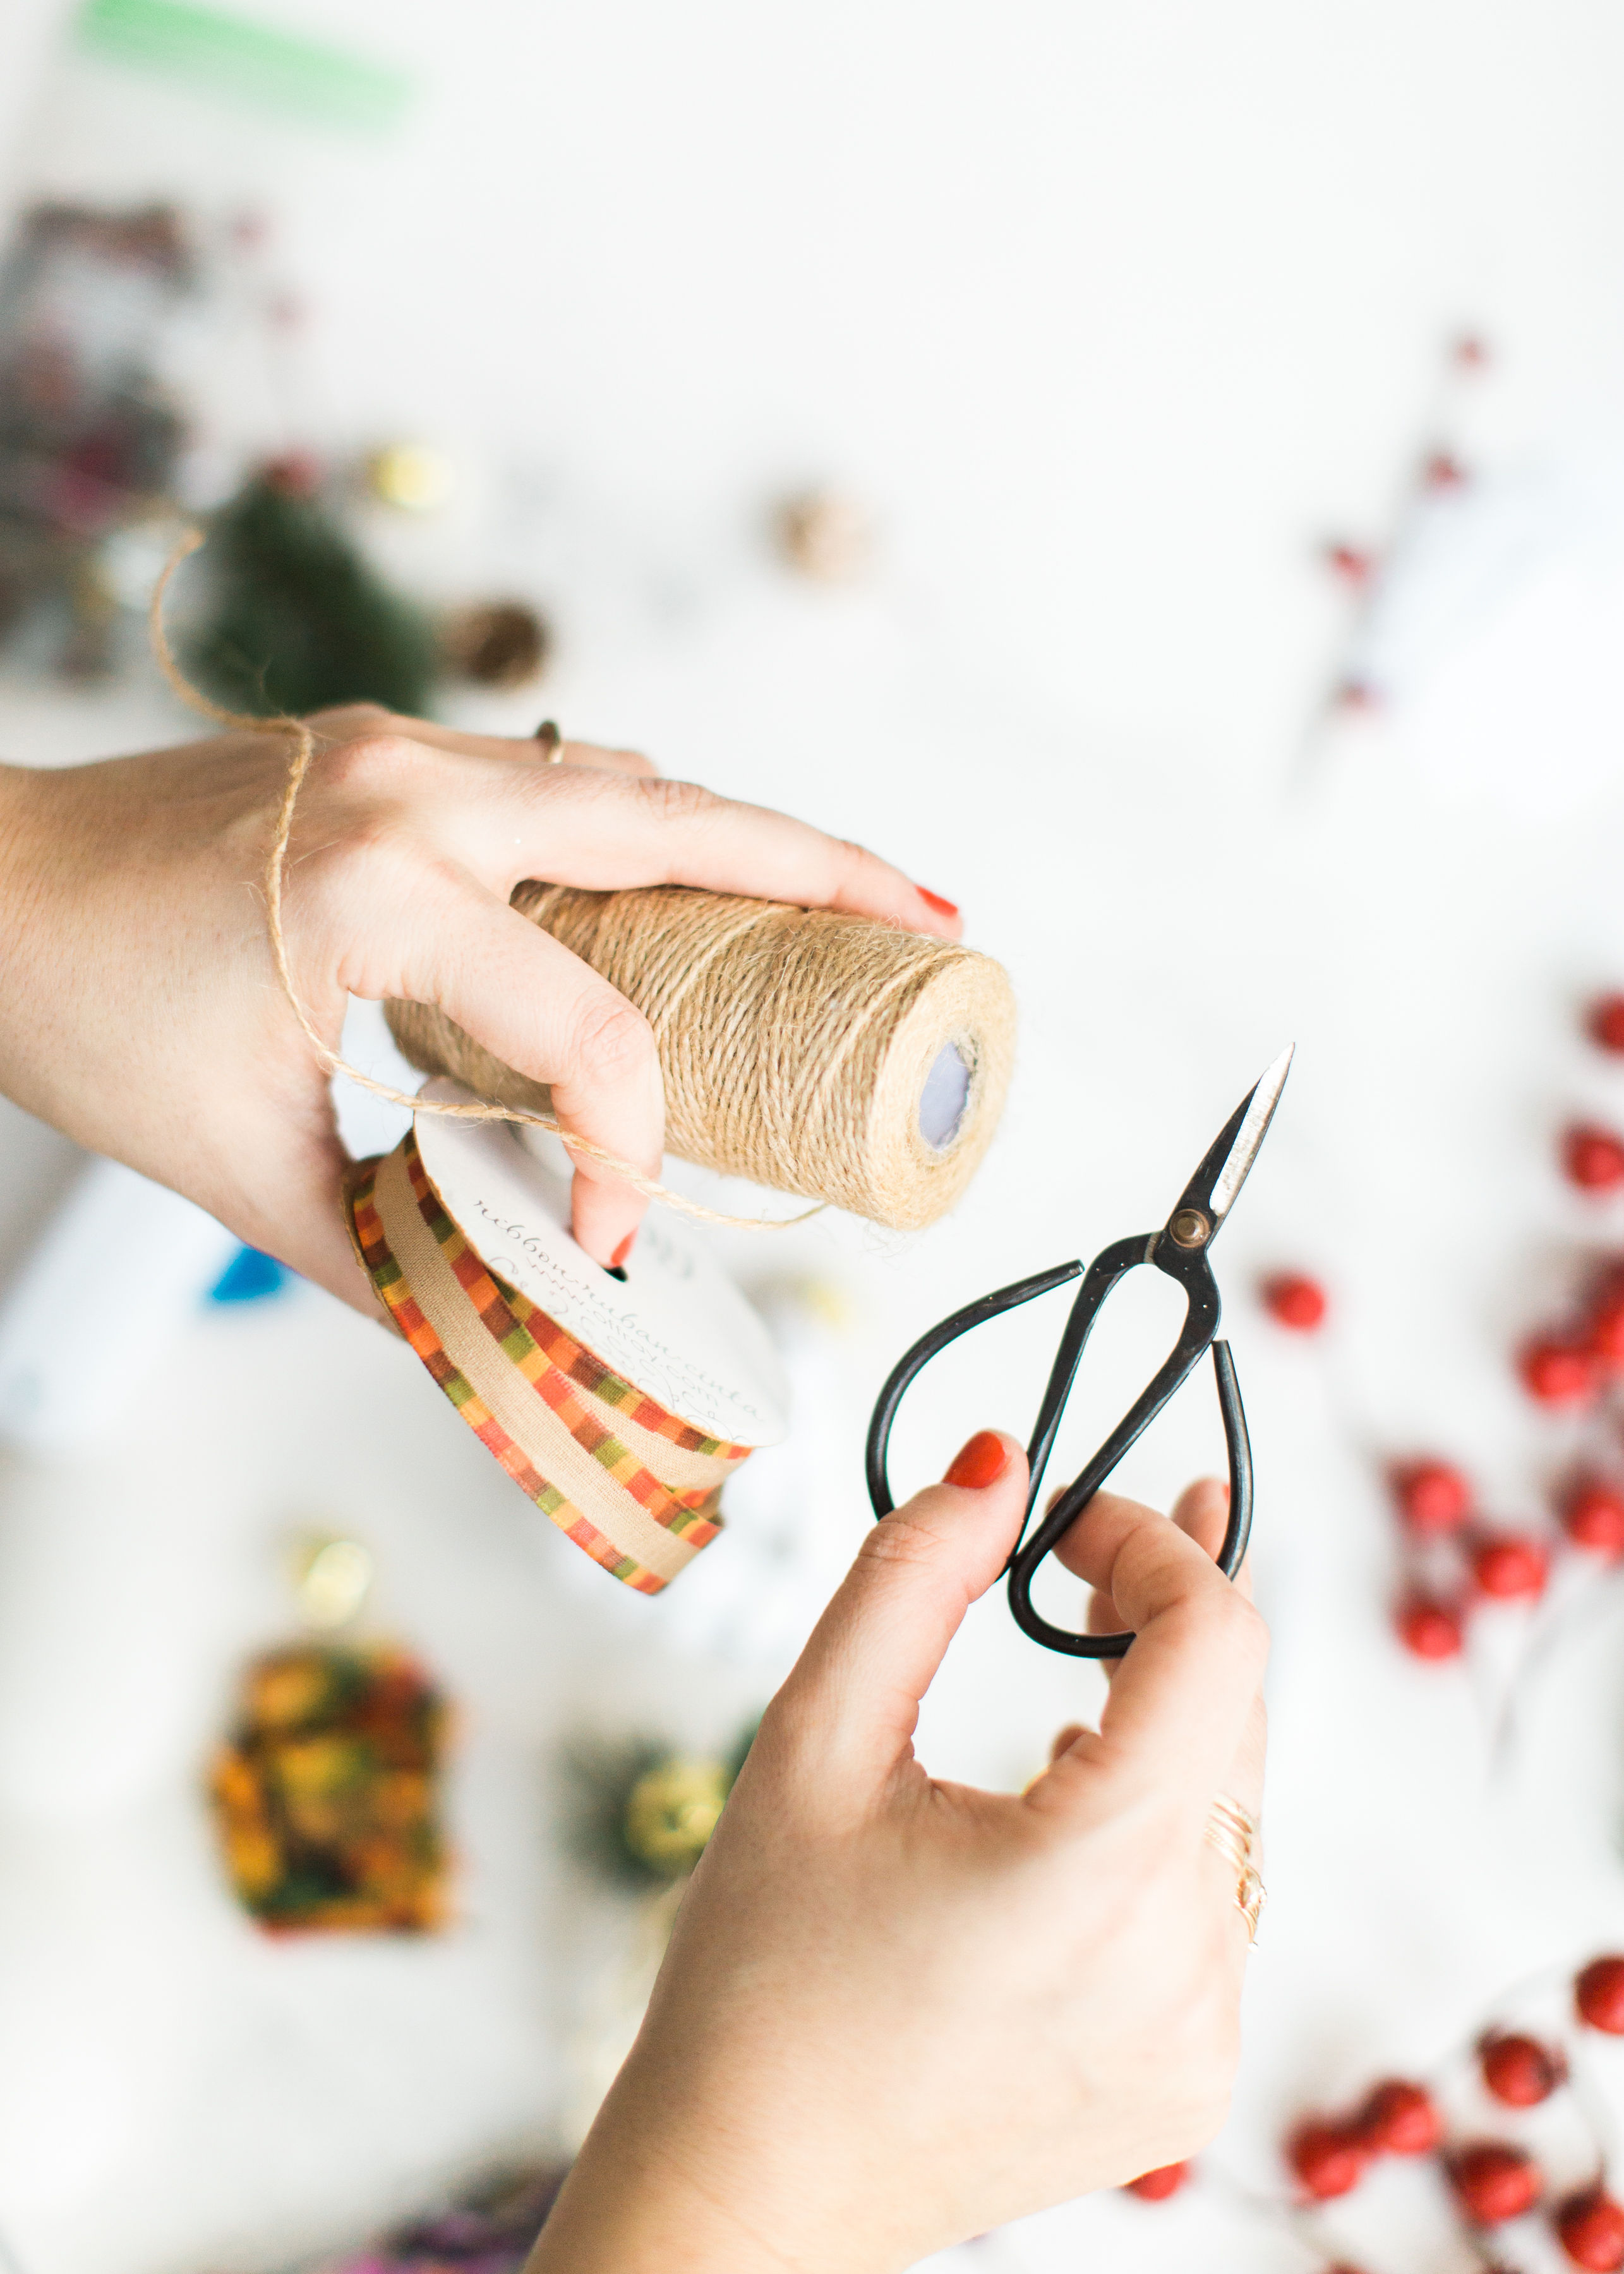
[76,0,414,133]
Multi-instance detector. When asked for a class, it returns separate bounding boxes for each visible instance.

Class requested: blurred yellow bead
[368,442,454,511]
[291,1534,374,1628]
[623,1757,730,1875]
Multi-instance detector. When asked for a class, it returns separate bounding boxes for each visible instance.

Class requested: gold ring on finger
[1205,1792,1265,1945]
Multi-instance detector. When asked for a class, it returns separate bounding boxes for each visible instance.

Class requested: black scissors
[866,1047,1294,1658]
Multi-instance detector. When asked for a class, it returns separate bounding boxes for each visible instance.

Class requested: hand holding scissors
[866,1047,1294,1657]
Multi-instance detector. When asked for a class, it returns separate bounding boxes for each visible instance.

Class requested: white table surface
[2,6,1624,2270]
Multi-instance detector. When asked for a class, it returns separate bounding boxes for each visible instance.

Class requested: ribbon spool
[385,884,1017,1230]
[350,1084,790,1593]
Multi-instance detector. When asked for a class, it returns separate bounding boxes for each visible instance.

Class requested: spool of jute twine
[387,886,1015,1230]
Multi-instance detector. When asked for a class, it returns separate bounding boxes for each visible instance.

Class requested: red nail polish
[944,1430,1007,1489]
[917,887,959,920]
[611,1233,635,1270]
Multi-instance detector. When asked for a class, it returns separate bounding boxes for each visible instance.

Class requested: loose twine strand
[148,529,817,1229]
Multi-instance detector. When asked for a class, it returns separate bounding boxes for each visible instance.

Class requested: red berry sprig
[1470,1531,1550,1603]
[1395,1593,1465,1660]
[1588,994,1624,1055]
[1287,2119,1370,2201]
[1261,1272,1329,1332]
[1275,1954,1623,2265]
[1558,2189,1624,2271]
[1561,1479,1624,1559]
[1576,1957,1624,2035]
[1519,1338,1598,1408]
[1448,2139,1543,2223]
[1479,2031,1565,2107]
[1393,1458,1472,1534]
[1563,1125,1624,1194]
[1357,2076,1443,2155]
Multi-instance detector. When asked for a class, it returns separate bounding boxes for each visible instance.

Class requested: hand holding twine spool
[387,882,1016,1231]
[141,531,1017,1590]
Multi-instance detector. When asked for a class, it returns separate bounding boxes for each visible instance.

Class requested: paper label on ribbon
[413,1081,790,1446]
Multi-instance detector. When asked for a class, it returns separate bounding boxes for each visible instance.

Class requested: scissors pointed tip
[1253,1042,1296,1110]
[1203,1046,1295,1226]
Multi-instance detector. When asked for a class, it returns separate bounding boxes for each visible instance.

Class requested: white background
[3,5,1624,2270]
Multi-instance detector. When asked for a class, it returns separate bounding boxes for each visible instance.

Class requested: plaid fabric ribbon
[349,1133,750,1592]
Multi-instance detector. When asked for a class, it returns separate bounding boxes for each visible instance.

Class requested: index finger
[1045,1492,1267,1808]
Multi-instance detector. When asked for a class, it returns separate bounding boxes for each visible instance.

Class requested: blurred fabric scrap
[208,1641,451,1932]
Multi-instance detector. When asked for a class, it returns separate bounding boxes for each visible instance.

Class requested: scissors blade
[1172,1045,1295,1239]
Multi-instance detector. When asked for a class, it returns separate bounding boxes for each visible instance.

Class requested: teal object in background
[76,0,414,133]
[207,1243,291,1304]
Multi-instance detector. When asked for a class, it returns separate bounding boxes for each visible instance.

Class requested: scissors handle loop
[864,1236,1253,1659]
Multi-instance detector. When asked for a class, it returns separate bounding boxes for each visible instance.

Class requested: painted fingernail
[917,887,959,920]
[610,1232,635,1270]
[944,1430,1009,1489]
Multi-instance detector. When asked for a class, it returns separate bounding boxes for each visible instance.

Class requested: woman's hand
[533,1445,1268,2274]
[0,708,958,1301]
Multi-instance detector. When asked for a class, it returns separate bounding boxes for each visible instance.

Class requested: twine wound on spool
[388,885,1014,1230]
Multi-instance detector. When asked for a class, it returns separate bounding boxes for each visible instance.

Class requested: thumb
[772,1430,1028,1791]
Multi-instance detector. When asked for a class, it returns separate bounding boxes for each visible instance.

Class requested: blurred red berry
[1262,1273,1328,1332]
[1519,1340,1598,1407]
[1448,2142,1543,2223]
[1472,1532,1550,1603]
[1588,995,1624,1054]
[1358,2078,1441,2155]
[1557,2189,1624,2271]
[1393,1459,1472,1534]
[1325,543,1373,585]
[1577,1957,1624,2033]
[1589,1296,1624,1367]
[1564,1126,1624,1193]
[1124,2162,1191,2201]
[1424,450,1469,489]
[261,451,321,497]
[1479,2032,1564,2107]
[1289,2122,1369,2201]
[1453,334,1491,369]
[1335,678,1380,713]
[1563,1482,1624,1558]
[1396,1594,1464,1659]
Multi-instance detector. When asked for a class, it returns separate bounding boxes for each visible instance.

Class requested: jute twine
[152,532,1016,1232]
[390,886,1015,1229]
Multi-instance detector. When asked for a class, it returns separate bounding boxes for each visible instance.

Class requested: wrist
[530,2135,806,2274]
[529,2084,902,2274]
[0,762,63,1110]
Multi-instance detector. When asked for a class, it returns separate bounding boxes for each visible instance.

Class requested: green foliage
[186,472,438,718]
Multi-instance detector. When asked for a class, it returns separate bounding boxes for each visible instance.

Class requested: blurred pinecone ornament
[774,487,874,584]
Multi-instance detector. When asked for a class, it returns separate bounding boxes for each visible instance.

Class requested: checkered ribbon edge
[349,1132,750,1592]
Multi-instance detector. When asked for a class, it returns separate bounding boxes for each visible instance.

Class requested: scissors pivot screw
[1169,1208,1211,1248]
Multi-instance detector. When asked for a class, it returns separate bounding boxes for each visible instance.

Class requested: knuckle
[567,991,655,1085]
[305,701,402,740]
[318,729,421,797]
[640,775,716,827]
[859,1511,949,1576]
